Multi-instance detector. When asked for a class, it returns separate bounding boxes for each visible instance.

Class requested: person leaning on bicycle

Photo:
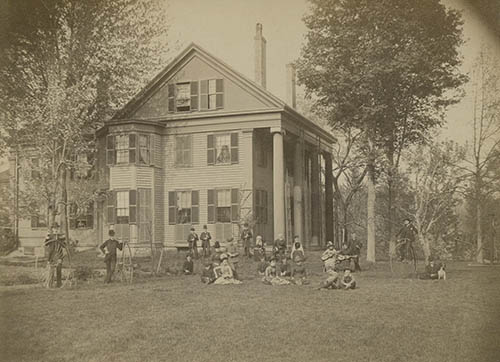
[396,218,417,262]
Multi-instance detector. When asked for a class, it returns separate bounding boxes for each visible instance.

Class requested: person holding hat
[99,229,123,283]
[44,223,67,288]
[340,268,356,289]
[200,225,212,258]
[240,223,253,258]
[213,253,242,285]
[396,218,417,262]
[187,227,199,259]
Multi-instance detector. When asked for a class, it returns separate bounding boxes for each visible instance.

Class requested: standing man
[187,227,199,259]
[44,223,67,288]
[200,225,212,258]
[396,218,417,262]
[100,229,123,283]
[348,232,362,272]
[240,223,253,258]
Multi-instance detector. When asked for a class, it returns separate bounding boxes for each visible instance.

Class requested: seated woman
[262,257,290,285]
[419,257,440,280]
[321,241,338,272]
[213,254,242,285]
[200,260,215,284]
[290,237,305,262]
[340,269,356,289]
[253,235,266,261]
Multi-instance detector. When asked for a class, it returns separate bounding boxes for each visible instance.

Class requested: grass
[0,252,499,362]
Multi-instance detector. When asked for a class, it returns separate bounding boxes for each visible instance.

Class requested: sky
[0,0,499,173]
[166,0,500,144]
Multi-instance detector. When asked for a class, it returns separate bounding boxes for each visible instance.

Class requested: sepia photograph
[0,0,499,361]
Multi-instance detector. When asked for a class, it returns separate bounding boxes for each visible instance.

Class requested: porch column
[324,152,334,243]
[310,150,320,245]
[293,139,304,242]
[272,127,285,239]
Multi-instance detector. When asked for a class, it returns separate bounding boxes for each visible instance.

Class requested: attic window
[168,82,199,112]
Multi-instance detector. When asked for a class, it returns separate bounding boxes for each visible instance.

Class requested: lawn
[0,252,499,362]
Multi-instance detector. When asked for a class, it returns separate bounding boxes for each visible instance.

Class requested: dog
[437,264,446,280]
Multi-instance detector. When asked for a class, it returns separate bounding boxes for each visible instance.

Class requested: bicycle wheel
[120,243,134,283]
[407,245,417,274]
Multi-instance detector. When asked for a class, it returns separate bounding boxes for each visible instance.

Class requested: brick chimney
[254,23,266,89]
[286,63,296,109]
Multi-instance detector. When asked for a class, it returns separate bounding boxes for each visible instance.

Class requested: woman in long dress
[213,254,242,285]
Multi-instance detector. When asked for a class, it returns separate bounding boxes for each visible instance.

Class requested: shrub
[0,228,18,256]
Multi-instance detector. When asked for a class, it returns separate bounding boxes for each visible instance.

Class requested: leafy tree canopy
[296,0,466,151]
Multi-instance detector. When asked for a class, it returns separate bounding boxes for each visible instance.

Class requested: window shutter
[175,137,183,166]
[216,79,224,109]
[107,191,116,224]
[207,134,215,165]
[129,190,137,223]
[191,190,199,224]
[231,188,239,223]
[106,135,115,165]
[207,189,215,224]
[255,191,260,223]
[168,84,175,113]
[168,191,176,225]
[200,80,209,110]
[230,133,239,164]
[190,81,198,111]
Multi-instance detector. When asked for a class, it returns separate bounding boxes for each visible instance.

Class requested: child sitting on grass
[183,254,194,275]
[262,257,290,285]
[291,256,308,285]
[340,268,356,289]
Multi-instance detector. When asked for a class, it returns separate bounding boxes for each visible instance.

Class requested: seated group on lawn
[179,222,364,289]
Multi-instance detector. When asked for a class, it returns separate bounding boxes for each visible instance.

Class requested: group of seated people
[180,232,364,290]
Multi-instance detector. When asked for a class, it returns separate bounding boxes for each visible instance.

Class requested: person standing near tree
[100,230,123,283]
[396,219,417,262]
[44,223,66,288]
[187,227,199,259]
[348,232,362,272]
[240,223,253,258]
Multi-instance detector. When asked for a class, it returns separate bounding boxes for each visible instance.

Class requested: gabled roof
[111,43,335,144]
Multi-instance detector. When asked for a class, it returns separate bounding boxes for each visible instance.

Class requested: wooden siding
[154,168,164,244]
[110,166,136,190]
[132,55,273,120]
[136,167,153,188]
[163,129,253,246]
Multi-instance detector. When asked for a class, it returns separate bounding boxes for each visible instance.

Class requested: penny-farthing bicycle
[390,238,417,275]
[116,240,134,283]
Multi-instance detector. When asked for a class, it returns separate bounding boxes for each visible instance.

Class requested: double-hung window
[175,135,192,167]
[69,202,94,229]
[167,79,223,113]
[207,133,238,165]
[207,188,239,224]
[200,79,223,110]
[106,133,151,166]
[168,190,199,225]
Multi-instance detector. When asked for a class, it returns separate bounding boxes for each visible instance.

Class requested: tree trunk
[366,164,376,263]
[420,233,431,263]
[61,167,70,246]
[476,200,483,263]
[387,175,396,258]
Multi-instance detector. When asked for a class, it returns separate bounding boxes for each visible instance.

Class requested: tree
[296,0,466,262]
[403,141,465,262]
[457,48,500,263]
[0,0,169,239]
